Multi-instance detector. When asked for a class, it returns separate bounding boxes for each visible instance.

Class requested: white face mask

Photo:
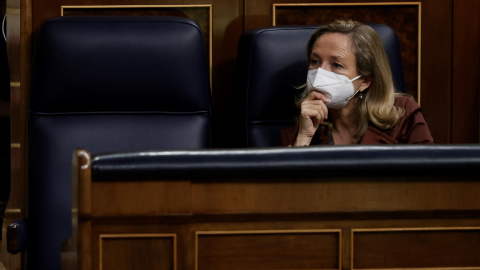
[306,67,362,109]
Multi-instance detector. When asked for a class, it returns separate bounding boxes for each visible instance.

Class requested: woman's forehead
[313,33,354,59]
[315,33,351,50]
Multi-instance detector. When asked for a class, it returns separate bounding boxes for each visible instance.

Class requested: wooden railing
[72,145,480,270]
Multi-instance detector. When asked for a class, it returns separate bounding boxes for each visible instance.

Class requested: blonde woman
[280,20,433,146]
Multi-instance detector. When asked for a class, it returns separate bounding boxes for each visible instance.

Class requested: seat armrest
[7,218,27,254]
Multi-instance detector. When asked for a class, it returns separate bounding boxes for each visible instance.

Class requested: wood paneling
[196,230,340,270]
[74,149,480,270]
[191,180,480,213]
[452,0,480,143]
[353,228,480,269]
[92,181,192,216]
[86,179,480,217]
[100,234,176,270]
[419,0,452,144]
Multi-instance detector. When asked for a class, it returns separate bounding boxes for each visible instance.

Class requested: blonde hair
[298,19,404,143]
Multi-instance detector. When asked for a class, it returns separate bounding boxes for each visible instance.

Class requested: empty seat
[8,15,212,270]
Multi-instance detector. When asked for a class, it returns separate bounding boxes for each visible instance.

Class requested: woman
[279,20,434,146]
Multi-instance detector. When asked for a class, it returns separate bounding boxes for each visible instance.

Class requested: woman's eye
[332,63,344,69]
[310,59,320,66]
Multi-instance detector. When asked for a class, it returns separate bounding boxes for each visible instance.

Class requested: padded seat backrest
[27,16,211,270]
[230,24,405,147]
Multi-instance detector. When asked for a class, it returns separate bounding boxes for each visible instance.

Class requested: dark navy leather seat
[8,16,212,270]
[230,24,406,147]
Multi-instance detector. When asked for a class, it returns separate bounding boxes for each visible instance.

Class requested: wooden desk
[71,146,480,270]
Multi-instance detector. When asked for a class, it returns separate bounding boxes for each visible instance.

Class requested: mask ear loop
[346,75,362,102]
[2,14,6,42]
[346,89,361,102]
[349,75,361,82]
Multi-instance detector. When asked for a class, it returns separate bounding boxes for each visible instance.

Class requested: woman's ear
[359,76,372,92]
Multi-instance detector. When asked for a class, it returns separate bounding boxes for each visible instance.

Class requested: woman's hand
[294,91,329,146]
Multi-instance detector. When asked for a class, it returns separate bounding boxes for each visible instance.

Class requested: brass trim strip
[351,227,480,270]
[350,229,354,270]
[99,233,177,270]
[196,228,341,235]
[351,267,480,270]
[61,4,212,13]
[99,233,177,238]
[339,229,343,270]
[352,226,480,232]
[195,229,342,270]
[11,143,20,148]
[272,2,422,104]
[4,208,21,214]
[272,2,422,24]
[195,230,198,270]
[10,82,20,87]
[6,8,20,15]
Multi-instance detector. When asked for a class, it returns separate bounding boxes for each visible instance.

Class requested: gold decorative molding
[4,208,21,214]
[60,5,213,86]
[196,228,341,235]
[6,8,20,15]
[272,2,422,25]
[351,227,480,270]
[272,2,422,104]
[10,82,20,87]
[352,226,480,233]
[99,233,177,270]
[195,229,342,270]
[60,4,213,14]
[11,143,20,148]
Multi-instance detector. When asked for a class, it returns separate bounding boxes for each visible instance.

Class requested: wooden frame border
[60,4,213,85]
[351,227,480,270]
[272,2,422,104]
[98,233,177,270]
[195,229,342,270]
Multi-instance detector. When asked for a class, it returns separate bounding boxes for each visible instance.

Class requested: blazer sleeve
[396,96,434,144]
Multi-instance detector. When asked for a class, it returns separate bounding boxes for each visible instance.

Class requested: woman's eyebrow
[330,52,349,62]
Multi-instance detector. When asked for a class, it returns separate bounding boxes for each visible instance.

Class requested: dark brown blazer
[279,95,434,146]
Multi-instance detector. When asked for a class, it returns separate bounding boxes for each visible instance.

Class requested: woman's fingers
[305,90,329,104]
[302,100,328,121]
[295,91,329,146]
[300,109,321,126]
[298,100,328,137]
